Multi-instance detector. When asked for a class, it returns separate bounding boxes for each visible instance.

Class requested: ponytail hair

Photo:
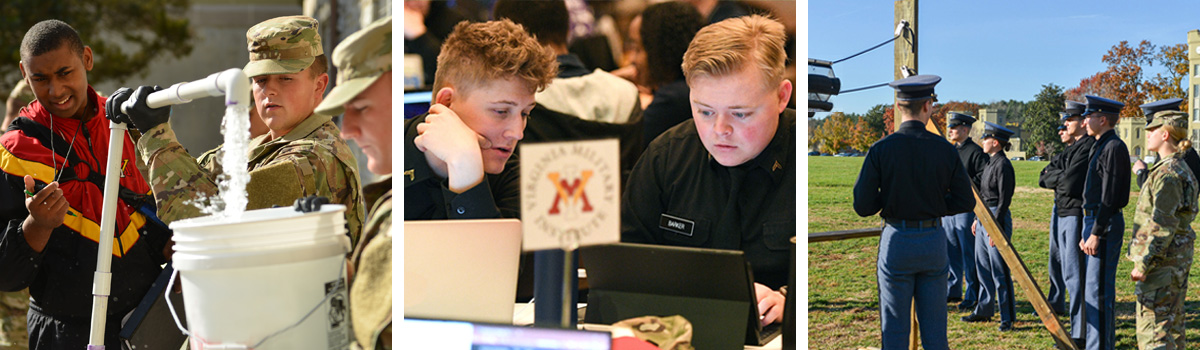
[1162,124,1192,151]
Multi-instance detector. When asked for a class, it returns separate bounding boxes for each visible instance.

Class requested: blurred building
[1189,29,1200,148]
[1115,116,1147,160]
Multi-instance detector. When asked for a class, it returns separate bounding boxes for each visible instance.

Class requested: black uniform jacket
[1040,136,1095,217]
[980,151,1015,217]
[621,109,796,289]
[853,120,975,221]
[956,138,989,190]
[1082,129,1131,239]
[403,113,520,220]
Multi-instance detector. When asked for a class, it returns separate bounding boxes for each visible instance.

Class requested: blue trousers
[1057,214,1086,341]
[942,211,978,304]
[877,222,949,350]
[1083,213,1123,350]
[972,208,1014,323]
[1047,207,1066,313]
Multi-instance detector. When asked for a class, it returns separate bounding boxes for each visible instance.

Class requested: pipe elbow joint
[217,68,251,108]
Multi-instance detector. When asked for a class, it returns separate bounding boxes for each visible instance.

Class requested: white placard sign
[519,139,621,251]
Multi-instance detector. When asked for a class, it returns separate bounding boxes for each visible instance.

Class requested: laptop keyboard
[757,322,783,345]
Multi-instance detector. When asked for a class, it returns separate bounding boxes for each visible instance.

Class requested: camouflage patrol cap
[1145,111,1188,131]
[244,16,324,77]
[315,16,391,116]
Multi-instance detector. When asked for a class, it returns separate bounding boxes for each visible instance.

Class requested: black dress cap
[888,74,941,101]
[947,112,976,128]
[1140,98,1184,125]
[1064,101,1086,117]
[981,121,1014,143]
[1082,95,1125,117]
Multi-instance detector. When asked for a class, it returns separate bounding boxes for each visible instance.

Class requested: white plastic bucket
[169,205,351,350]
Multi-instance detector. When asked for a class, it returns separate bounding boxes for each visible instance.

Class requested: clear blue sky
[808,0,1197,118]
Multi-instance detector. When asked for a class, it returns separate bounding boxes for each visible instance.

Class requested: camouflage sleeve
[1127,173,1184,273]
[250,142,364,245]
[350,195,391,350]
[136,124,221,226]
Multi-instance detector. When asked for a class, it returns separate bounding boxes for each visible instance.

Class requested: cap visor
[244,57,315,77]
[316,75,378,116]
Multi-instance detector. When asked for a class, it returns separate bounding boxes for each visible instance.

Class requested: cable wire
[832,36,898,64]
[840,83,890,94]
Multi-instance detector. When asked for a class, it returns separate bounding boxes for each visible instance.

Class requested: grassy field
[807,156,1195,350]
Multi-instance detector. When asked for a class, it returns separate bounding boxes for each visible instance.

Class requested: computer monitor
[404,91,433,120]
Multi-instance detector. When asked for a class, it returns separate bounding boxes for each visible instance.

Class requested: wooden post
[893,0,917,133]
[894,2,920,347]
[971,187,1077,350]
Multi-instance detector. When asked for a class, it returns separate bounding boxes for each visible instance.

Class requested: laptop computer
[400,318,611,350]
[579,243,783,349]
[404,219,522,324]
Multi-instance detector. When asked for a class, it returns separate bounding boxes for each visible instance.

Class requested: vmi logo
[547,170,594,214]
[519,139,620,250]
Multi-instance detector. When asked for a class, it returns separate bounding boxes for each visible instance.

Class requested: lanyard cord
[48,116,83,184]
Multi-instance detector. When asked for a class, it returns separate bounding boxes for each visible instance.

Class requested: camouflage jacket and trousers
[1127,151,1198,350]
[349,176,391,350]
[138,112,365,243]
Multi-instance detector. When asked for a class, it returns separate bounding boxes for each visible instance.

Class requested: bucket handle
[166,264,348,349]
[166,268,191,338]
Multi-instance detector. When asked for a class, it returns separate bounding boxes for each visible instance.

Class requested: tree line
[811,39,1189,158]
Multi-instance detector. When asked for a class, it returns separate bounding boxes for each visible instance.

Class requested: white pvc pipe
[123,68,252,112]
[89,68,249,349]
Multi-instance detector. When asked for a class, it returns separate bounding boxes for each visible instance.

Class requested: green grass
[808,156,1190,350]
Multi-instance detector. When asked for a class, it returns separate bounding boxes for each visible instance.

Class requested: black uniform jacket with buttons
[621,109,796,289]
[1040,136,1094,217]
[853,120,975,221]
[979,151,1015,217]
[956,138,989,190]
[404,113,521,220]
[1082,129,1131,239]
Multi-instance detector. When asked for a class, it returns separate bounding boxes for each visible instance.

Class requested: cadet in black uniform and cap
[942,112,987,311]
[963,121,1017,331]
[853,74,974,350]
[1039,114,1070,319]
[1039,102,1094,348]
[1133,98,1200,187]
[1079,95,1131,350]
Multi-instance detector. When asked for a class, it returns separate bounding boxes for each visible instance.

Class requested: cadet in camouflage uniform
[312,16,391,350]
[1127,112,1198,350]
[109,16,365,243]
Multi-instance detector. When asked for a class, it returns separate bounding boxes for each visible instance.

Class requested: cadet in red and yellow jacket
[0,20,170,349]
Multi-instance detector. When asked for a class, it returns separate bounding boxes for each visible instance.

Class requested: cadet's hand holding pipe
[105,85,171,133]
[21,175,67,253]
